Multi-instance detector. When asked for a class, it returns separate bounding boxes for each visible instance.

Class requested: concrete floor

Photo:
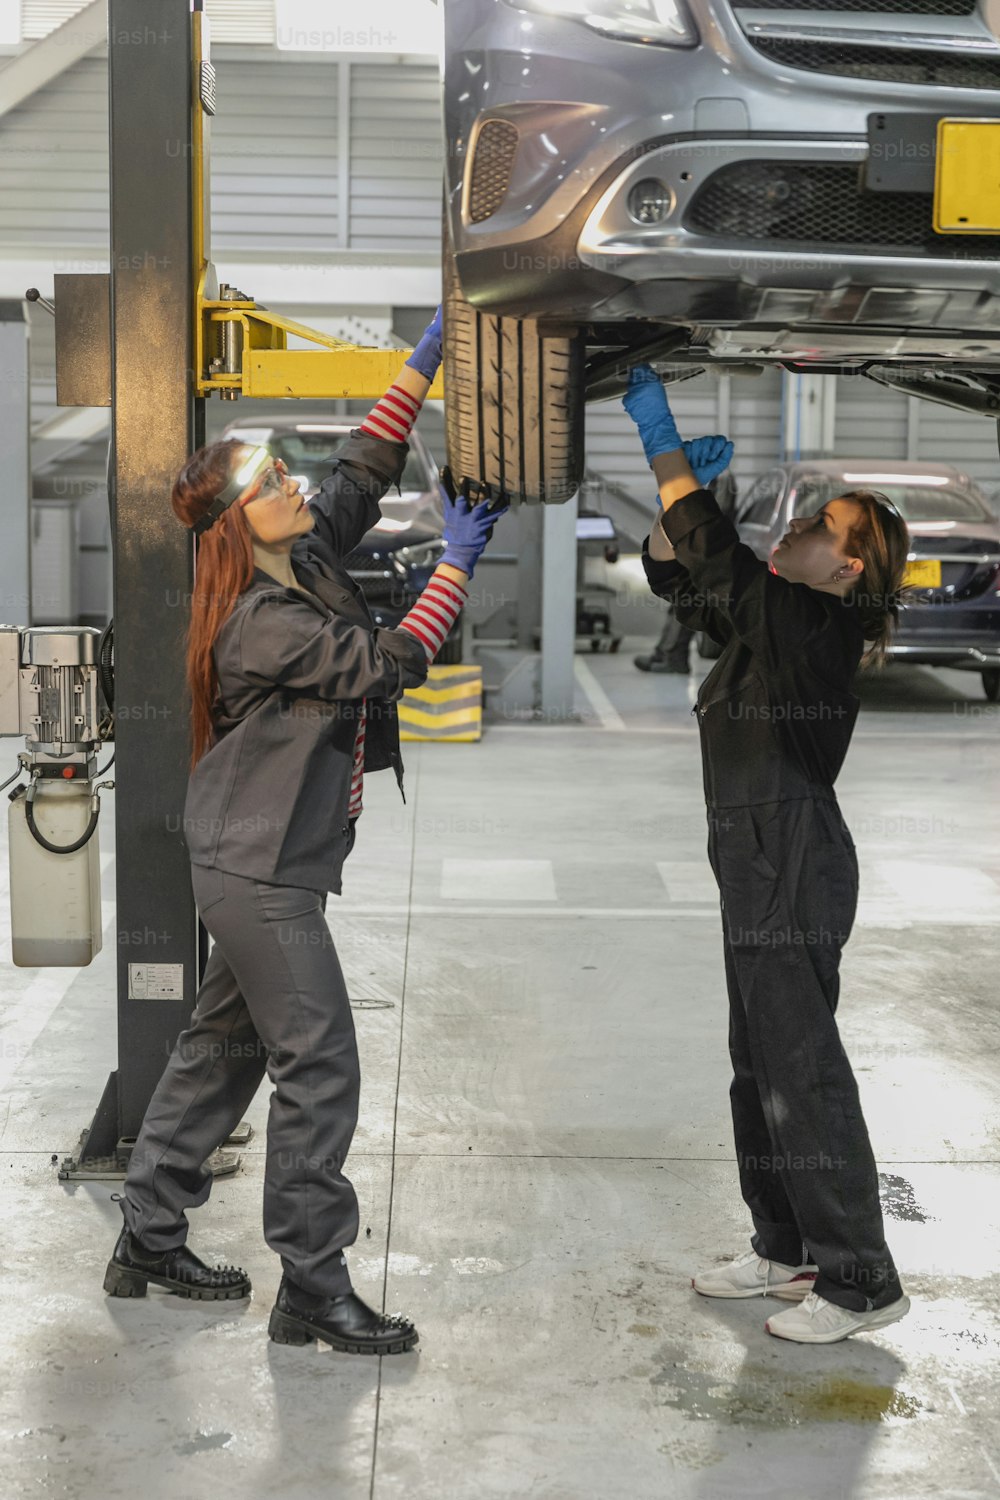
[1,646,999,1499]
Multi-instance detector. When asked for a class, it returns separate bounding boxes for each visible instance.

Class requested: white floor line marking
[979,1446,1000,1489]
[657,860,720,903]
[330,902,982,925]
[877,860,1000,914]
[947,1383,968,1418]
[0,957,105,1092]
[572,657,627,732]
[336,904,724,919]
[486,721,998,740]
[439,859,558,902]
[0,850,118,1083]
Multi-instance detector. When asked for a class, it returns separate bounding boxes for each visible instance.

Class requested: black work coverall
[121,430,428,1298]
[643,487,902,1314]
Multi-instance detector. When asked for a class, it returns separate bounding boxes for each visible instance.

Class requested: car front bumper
[446,0,1000,354]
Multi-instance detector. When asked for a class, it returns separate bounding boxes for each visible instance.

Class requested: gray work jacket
[181,429,429,893]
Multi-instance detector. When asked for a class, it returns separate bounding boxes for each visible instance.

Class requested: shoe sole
[103,1258,251,1301]
[766,1294,911,1344]
[692,1272,818,1301]
[268,1305,418,1355]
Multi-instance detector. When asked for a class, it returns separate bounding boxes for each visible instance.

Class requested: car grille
[685,160,1000,256]
[730,0,975,11]
[749,36,1000,88]
[344,551,408,605]
[468,119,519,224]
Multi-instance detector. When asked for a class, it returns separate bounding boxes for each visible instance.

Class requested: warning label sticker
[128,963,184,1000]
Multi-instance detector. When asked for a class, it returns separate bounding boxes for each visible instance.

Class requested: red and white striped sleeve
[397,570,469,662]
[358,383,422,445]
[347,703,367,819]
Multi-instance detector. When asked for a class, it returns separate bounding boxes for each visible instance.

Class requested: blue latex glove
[440,490,510,579]
[681,434,734,489]
[405,304,443,381]
[622,363,682,464]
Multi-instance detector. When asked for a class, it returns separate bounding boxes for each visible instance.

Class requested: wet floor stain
[173,1430,233,1455]
[627,1323,660,1338]
[651,1353,921,1428]
[878,1172,931,1223]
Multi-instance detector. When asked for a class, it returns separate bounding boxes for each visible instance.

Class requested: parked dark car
[220,417,460,656]
[697,460,1000,699]
[443,0,1000,505]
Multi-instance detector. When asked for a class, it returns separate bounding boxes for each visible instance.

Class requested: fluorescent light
[374,517,411,533]
[841,472,951,486]
[294,424,344,432]
[908,521,958,532]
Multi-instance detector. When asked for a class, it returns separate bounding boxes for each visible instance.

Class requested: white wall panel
[0,54,108,246]
[834,373,908,462]
[21,0,276,42]
[211,58,339,251]
[916,404,1000,489]
[348,62,440,251]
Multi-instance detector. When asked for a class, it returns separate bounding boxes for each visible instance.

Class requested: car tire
[696,631,724,662]
[443,217,585,506]
[982,668,1000,702]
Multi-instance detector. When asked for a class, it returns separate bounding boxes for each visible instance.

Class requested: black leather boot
[268,1274,418,1354]
[103,1222,251,1301]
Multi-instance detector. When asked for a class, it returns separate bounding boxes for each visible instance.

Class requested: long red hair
[171,439,256,770]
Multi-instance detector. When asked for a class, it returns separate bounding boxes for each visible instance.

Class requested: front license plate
[934,119,1000,233]
[904,558,942,588]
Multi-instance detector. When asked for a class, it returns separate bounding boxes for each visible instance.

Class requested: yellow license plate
[904,558,941,588]
[934,118,1000,233]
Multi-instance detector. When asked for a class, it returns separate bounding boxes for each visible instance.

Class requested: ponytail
[170,439,256,769]
[840,489,911,668]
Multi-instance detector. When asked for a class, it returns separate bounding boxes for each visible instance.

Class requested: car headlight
[501,0,697,48]
[395,539,447,569]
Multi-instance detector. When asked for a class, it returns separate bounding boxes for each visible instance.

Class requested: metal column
[71,0,204,1166]
[539,493,579,719]
[0,301,31,628]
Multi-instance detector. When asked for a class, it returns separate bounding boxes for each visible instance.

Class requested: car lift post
[61,0,214,1176]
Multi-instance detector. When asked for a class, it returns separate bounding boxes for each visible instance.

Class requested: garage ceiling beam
[0,0,103,121]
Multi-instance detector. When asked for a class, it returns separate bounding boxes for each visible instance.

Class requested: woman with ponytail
[104,311,508,1356]
[624,364,911,1345]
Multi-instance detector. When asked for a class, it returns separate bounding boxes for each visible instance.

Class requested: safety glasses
[237,455,289,507]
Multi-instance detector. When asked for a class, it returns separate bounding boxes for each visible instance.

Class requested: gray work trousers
[121,860,360,1297]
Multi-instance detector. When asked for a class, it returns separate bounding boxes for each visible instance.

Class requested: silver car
[443,0,1000,504]
[716,459,1000,697]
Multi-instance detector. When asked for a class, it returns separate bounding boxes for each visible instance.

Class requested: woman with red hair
[104,311,506,1356]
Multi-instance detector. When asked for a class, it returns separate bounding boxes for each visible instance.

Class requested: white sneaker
[692,1247,819,1301]
[766,1290,910,1344]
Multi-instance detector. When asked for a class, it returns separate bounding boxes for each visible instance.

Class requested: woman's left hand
[440,489,510,580]
[682,434,734,489]
[405,305,444,381]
